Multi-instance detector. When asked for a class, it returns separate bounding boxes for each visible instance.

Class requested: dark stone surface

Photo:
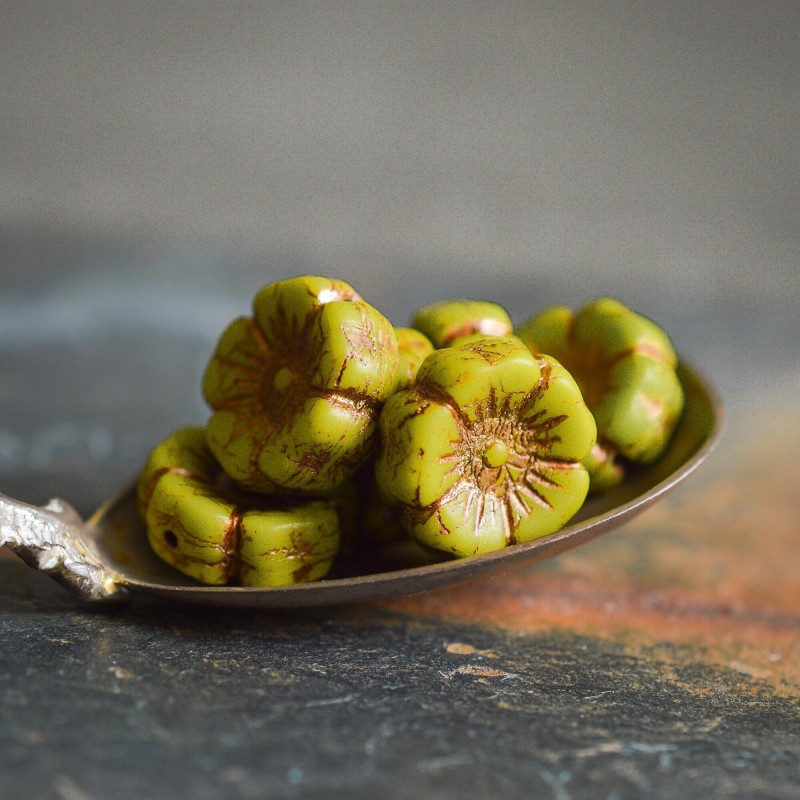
[2,556,799,800]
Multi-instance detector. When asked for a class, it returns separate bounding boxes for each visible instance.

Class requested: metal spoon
[1,361,722,608]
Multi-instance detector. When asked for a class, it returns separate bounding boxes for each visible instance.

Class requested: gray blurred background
[1,1,799,511]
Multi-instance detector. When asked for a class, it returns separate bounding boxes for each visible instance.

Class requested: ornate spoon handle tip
[0,493,125,603]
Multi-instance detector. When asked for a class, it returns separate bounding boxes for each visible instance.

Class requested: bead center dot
[274,366,293,391]
[482,439,509,468]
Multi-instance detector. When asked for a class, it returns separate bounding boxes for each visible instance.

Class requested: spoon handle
[0,493,125,603]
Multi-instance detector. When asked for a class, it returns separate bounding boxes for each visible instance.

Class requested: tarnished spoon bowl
[1,361,722,608]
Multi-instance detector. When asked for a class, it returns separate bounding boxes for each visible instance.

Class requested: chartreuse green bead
[412,299,513,348]
[344,329,434,548]
[517,298,684,489]
[237,504,340,586]
[136,422,211,518]
[394,327,435,389]
[377,395,461,509]
[203,276,399,494]
[581,443,626,494]
[375,336,596,558]
[137,426,342,586]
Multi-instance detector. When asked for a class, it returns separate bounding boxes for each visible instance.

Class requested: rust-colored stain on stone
[384,405,800,696]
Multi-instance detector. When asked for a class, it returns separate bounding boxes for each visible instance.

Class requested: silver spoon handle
[0,493,124,603]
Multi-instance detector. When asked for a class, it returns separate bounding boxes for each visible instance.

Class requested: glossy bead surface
[203,276,399,493]
[412,299,513,348]
[375,336,596,558]
[137,426,342,586]
[517,298,684,489]
[394,327,435,389]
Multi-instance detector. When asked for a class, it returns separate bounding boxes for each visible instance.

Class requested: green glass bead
[375,336,596,558]
[342,330,436,550]
[203,275,399,494]
[348,322,436,550]
[137,426,343,586]
[394,327,435,390]
[517,297,685,488]
[412,299,513,348]
[581,442,625,494]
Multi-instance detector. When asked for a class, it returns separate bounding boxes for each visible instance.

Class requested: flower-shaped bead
[203,276,399,493]
[375,336,596,557]
[412,299,513,348]
[137,426,344,586]
[516,298,685,481]
[394,327,435,390]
